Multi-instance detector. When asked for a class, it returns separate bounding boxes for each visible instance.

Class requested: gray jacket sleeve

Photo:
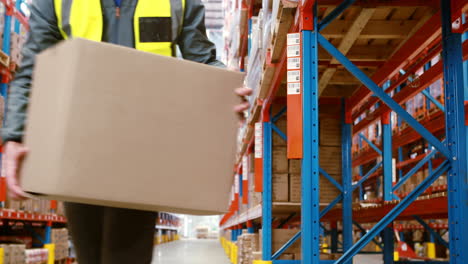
[2,0,62,143]
[177,0,224,67]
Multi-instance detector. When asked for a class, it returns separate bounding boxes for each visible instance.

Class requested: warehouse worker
[1,0,252,263]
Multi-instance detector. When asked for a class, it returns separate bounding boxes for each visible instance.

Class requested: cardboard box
[252,251,262,261]
[319,118,341,147]
[279,253,294,260]
[250,191,262,207]
[320,146,342,175]
[21,38,244,215]
[289,159,301,174]
[273,147,288,173]
[260,229,301,255]
[272,174,289,202]
[289,174,301,202]
[272,116,287,146]
[320,174,342,204]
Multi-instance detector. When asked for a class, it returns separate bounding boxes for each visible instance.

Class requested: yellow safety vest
[54,0,185,57]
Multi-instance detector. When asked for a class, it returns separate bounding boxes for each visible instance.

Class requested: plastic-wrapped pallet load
[0,244,27,264]
[25,249,49,264]
[51,228,69,260]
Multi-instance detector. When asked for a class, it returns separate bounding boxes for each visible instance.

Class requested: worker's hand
[234,87,253,120]
[2,141,29,200]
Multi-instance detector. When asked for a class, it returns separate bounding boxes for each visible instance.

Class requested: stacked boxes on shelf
[259,229,300,260]
[9,32,26,67]
[237,232,259,264]
[222,0,246,69]
[156,212,180,227]
[272,111,288,202]
[247,153,262,208]
[25,248,49,264]
[0,244,26,264]
[245,16,264,105]
[50,228,69,260]
[289,106,342,204]
[4,199,66,216]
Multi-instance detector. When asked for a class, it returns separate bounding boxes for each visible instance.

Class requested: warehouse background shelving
[0,0,188,262]
[0,1,83,262]
[220,0,468,263]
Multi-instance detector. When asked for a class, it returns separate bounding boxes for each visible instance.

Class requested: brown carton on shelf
[320,174,342,204]
[288,159,301,174]
[260,229,301,255]
[272,116,287,146]
[320,146,342,175]
[272,147,288,173]
[272,174,289,202]
[289,174,301,202]
[319,118,341,147]
[279,253,294,260]
[21,38,244,215]
[252,251,262,261]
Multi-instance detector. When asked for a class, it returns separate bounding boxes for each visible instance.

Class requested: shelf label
[287,70,301,83]
[288,83,301,95]
[287,45,301,57]
[254,122,263,158]
[287,33,301,45]
[287,57,301,70]
[287,33,303,159]
[242,156,248,181]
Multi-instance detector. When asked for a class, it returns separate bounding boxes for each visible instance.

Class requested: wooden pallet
[0,49,10,68]
[257,61,276,100]
[428,107,442,116]
[416,112,426,121]
[270,0,297,62]
[316,4,438,97]
[400,122,409,132]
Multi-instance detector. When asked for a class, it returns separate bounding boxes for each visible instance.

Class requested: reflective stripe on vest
[54,0,185,57]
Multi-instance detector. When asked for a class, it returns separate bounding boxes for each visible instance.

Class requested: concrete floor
[151,239,382,264]
[152,239,231,264]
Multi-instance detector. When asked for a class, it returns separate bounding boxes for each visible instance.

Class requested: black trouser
[65,202,157,264]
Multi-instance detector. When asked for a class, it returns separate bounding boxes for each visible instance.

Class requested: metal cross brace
[393,146,440,192]
[272,193,344,260]
[412,215,449,248]
[272,231,301,260]
[334,161,450,264]
[317,33,450,158]
[359,133,382,155]
[320,194,343,218]
[24,223,46,245]
[272,106,287,122]
[352,220,383,249]
[352,161,382,192]
[400,68,445,112]
[320,168,344,192]
[277,213,297,229]
[272,123,287,141]
[318,0,357,31]
[421,89,445,112]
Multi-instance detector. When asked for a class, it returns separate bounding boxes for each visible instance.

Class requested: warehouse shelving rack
[0,2,72,262]
[221,0,468,264]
